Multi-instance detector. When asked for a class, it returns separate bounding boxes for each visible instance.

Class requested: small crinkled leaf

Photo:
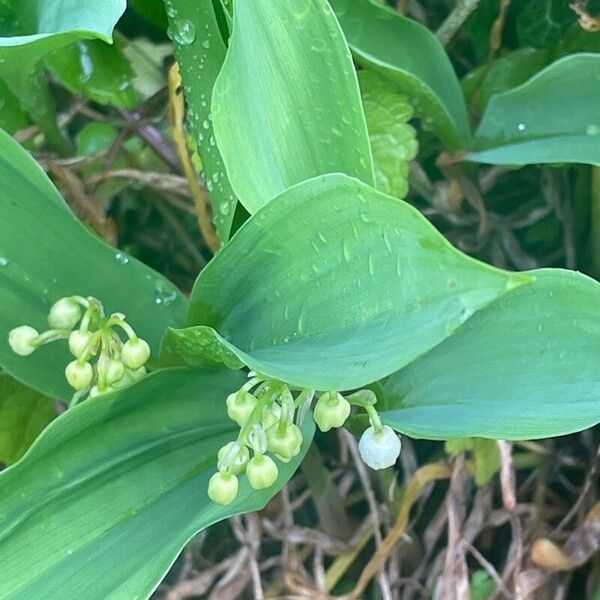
[516,0,576,48]
[0,367,315,600]
[164,173,530,391]
[330,0,471,150]
[45,38,138,108]
[0,374,55,465]
[212,0,374,214]
[445,437,500,485]
[382,269,600,440]
[0,129,187,400]
[469,54,600,166]
[359,69,418,199]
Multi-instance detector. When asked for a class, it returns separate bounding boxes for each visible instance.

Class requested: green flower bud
[246,454,279,490]
[313,392,351,432]
[121,338,151,370]
[105,359,125,385]
[358,425,401,470]
[68,330,92,358]
[261,402,282,429]
[128,366,147,381]
[218,442,250,475]
[48,297,81,330]
[8,325,39,356]
[208,472,239,505]
[266,423,303,459]
[65,360,93,390]
[226,391,258,426]
[89,384,114,398]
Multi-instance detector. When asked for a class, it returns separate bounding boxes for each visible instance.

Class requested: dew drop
[115,252,129,264]
[517,123,526,132]
[0,256,7,266]
[173,20,196,46]
[586,124,599,136]
[219,201,231,215]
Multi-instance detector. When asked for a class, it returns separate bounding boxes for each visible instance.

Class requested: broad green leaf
[516,0,576,48]
[330,0,471,150]
[382,269,600,440]
[163,173,530,391]
[45,38,138,108]
[0,129,187,400]
[166,0,239,242]
[463,47,553,113]
[0,367,315,600]
[359,69,418,200]
[469,54,600,167]
[211,0,374,215]
[0,374,55,465]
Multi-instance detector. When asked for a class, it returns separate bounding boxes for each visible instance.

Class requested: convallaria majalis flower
[208,375,402,505]
[8,295,151,405]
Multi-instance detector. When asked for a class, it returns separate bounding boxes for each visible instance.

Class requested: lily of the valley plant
[0,0,599,598]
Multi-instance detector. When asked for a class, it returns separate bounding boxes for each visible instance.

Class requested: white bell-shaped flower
[358,425,401,470]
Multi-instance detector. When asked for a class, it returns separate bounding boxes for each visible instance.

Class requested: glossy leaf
[359,69,418,199]
[45,38,138,108]
[166,0,239,242]
[0,0,125,84]
[211,0,374,214]
[163,173,530,391]
[0,129,187,400]
[382,270,600,440]
[469,54,600,167]
[0,367,315,599]
[0,78,29,133]
[0,374,55,465]
[330,0,471,150]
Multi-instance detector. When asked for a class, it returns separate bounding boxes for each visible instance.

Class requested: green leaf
[45,38,138,108]
[382,269,600,440]
[0,78,29,134]
[329,0,471,150]
[469,54,600,167]
[211,0,373,215]
[445,437,500,485]
[0,129,187,400]
[516,0,576,48]
[359,69,418,200]
[0,367,315,599]
[462,47,553,113]
[0,0,126,152]
[166,0,239,242]
[0,374,55,465]
[163,173,530,391]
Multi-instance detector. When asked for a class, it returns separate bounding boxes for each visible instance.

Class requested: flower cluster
[208,376,314,505]
[208,375,402,505]
[8,295,150,403]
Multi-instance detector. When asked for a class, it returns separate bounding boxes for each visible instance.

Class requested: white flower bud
[121,338,151,369]
[68,330,91,358]
[105,359,125,384]
[266,423,303,459]
[313,392,351,432]
[208,472,239,505]
[218,442,250,475]
[358,425,401,470]
[226,391,258,426]
[48,297,81,330]
[246,454,279,490]
[65,360,94,390]
[8,325,39,356]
